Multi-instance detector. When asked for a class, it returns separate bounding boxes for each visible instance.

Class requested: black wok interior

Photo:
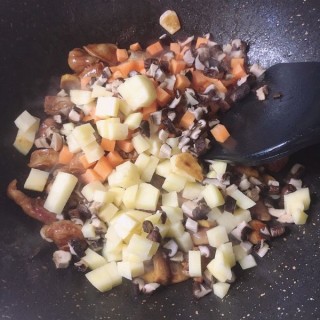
[0,1,319,319]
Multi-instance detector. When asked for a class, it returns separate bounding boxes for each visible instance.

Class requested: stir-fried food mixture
[8,23,311,299]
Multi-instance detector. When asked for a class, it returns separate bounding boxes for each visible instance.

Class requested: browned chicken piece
[28,149,59,170]
[44,96,74,115]
[7,180,57,224]
[41,220,85,251]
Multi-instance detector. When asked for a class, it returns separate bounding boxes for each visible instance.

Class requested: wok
[0,0,319,319]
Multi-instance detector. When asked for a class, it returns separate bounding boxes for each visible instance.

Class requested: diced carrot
[195,37,208,48]
[116,48,129,63]
[93,157,114,181]
[79,154,96,169]
[83,114,94,122]
[130,42,142,51]
[211,124,230,143]
[81,168,103,184]
[156,86,172,107]
[100,138,116,152]
[230,58,245,68]
[80,76,91,90]
[106,151,124,167]
[176,45,190,60]
[191,70,227,93]
[170,42,181,55]
[170,59,187,74]
[231,63,247,80]
[117,140,134,153]
[110,60,144,77]
[58,145,74,165]
[146,41,164,56]
[142,101,158,120]
[179,111,195,129]
[110,70,124,80]
[175,74,191,91]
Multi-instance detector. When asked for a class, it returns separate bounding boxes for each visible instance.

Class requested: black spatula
[206,62,320,165]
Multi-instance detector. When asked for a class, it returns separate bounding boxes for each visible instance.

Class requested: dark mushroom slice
[191,228,209,246]
[192,281,212,299]
[60,74,81,91]
[249,199,272,221]
[44,96,74,116]
[224,195,237,214]
[41,220,86,251]
[83,43,118,66]
[28,149,59,170]
[37,118,61,138]
[264,157,289,173]
[68,48,99,73]
[139,120,150,137]
[7,180,57,225]
[141,250,172,285]
[270,225,286,238]
[147,227,162,243]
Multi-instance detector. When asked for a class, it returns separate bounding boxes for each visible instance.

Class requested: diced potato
[159,10,181,35]
[216,242,236,267]
[162,191,178,207]
[108,187,125,207]
[167,222,185,239]
[162,173,187,192]
[108,162,140,188]
[91,85,113,98]
[124,112,143,130]
[61,122,75,136]
[233,244,248,261]
[238,254,257,270]
[156,159,171,178]
[182,182,204,200]
[135,153,151,173]
[126,234,159,261]
[70,90,94,105]
[85,261,122,292]
[96,120,128,140]
[85,265,113,292]
[207,226,229,248]
[44,172,78,214]
[188,250,202,277]
[145,211,162,224]
[284,188,310,224]
[140,155,159,182]
[202,185,225,208]
[125,209,151,223]
[213,282,230,299]
[93,189,114,204]
[135,183,160,211]
[81,181,106,202]
[95,96,120,117]
[292,210,308,225]
[207,258,232,282]
[119,99,133,116]
[82,141,104,163]
[24,168,49,192]
[82,248,107,270]
[210,161,227,177]
[177,232,194,252]
[122,184,139,209]
[233,208,252,224]
[216,212,238,233]
[117,261,145,280]
[160,206,183,223]
[148,137,162,157]
[118,75,157,110]
[66,133,81,153]
[14,110,37,132]
[228,188,256,209]
[132,134,150,154]
[98,203,119,224]
[104,250,123,263]
[154,223,170,238]
[72,123,96,148]
[207,207,223,222]
[81,222,96,238]
[113,213,139,241]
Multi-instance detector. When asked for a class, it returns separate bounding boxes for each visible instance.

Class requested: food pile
[8,23,311,299]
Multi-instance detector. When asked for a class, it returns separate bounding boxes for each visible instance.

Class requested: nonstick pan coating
[0,1,319,319]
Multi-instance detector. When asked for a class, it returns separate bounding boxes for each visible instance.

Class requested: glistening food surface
[8,27,311,299]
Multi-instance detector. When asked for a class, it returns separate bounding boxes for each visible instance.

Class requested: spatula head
[206,62,320,165]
